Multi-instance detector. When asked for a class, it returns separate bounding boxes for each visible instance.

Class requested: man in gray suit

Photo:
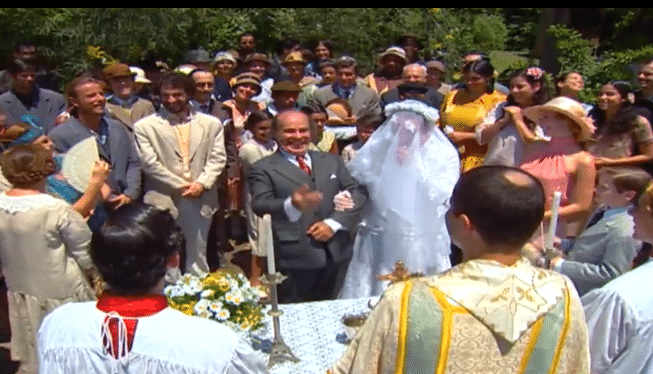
[312,56,382,118]
[248,110,368,303]
[49,76,141,211]
[0,59,66,134]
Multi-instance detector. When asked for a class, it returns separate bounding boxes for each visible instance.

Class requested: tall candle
[545,191,562,250]
[262,214,276,274]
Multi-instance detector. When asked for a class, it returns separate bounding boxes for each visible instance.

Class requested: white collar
[0,192,60,213]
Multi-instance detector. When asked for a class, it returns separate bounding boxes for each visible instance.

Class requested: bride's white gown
[339,101,460,299]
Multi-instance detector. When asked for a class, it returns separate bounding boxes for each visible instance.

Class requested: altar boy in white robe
[37,204,268,374]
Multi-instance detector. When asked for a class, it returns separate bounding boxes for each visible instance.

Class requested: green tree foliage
[548,23,653,103]
[0,8,513,88]
[502,8,541,52]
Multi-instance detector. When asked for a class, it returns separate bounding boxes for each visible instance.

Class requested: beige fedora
[523,97,595,141]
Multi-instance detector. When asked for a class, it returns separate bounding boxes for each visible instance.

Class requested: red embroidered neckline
[96,292,168,317]
[97,292,169,359]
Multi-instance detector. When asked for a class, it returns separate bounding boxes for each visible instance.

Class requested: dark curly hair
[0,144,55,187]
[91,204,185,295]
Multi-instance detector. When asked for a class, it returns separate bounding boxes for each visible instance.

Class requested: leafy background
[0,8,652,101]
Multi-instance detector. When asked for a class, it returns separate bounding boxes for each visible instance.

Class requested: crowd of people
[0,32,652,373]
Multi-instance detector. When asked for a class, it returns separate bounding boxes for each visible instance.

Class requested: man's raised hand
[291,183,323,213]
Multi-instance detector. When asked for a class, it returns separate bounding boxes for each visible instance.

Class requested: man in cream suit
[134,72,226,275]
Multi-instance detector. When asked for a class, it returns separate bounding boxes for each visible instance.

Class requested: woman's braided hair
[0,144,55,187]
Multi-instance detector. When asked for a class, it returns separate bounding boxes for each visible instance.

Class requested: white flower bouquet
[165,270,266,333]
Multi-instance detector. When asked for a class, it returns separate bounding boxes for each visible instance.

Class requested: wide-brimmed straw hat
[523,96,595,141]
[103,63,134,80]
[129,66,151,84]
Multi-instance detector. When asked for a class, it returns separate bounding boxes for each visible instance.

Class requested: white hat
[174,64,196,75]
[129,66,151,84]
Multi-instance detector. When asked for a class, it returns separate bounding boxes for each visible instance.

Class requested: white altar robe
[38,301,268,374]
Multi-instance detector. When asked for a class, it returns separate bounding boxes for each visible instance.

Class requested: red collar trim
[96,292,168,318]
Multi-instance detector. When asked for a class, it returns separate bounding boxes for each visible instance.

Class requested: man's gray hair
[403,63,427,77]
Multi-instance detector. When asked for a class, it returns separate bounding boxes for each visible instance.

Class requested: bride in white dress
[339,100,460,298]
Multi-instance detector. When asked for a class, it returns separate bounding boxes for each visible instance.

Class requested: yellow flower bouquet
[165,270,267,333]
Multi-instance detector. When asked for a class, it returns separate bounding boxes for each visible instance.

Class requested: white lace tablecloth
[250,297,370,374]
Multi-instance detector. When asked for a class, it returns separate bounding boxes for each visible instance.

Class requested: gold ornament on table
[341,261,424,342]
[376,261,424,284]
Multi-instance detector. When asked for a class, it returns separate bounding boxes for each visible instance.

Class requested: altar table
[251,297,371,374]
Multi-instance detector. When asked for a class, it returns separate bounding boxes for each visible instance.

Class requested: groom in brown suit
[248,110,368,303]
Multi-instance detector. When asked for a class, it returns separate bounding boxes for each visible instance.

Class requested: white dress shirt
[279,149,343,232]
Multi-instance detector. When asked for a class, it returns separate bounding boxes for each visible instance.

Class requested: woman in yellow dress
[440,59,506,171]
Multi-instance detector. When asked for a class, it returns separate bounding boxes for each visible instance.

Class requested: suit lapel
[270,151,314,188]
[156,116,183,158]
[310,151,330,188]
[580,216,609,237]
[69,118,112,161]
[106,103,134,130]
[188,114,206,160]
[6,94,26,122]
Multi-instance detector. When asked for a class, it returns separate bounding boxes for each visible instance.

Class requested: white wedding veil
[349,100,460,232]
[340,100,460,297]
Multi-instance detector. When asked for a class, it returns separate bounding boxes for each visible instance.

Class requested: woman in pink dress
[520,97,597,237]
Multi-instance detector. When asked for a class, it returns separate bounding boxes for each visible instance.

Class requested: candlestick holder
[259,272,300,368]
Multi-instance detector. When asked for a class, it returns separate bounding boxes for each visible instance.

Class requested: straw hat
[523,97,595,141]
[283,51,307,66]
[213,51,237,65]
[271,80,301,93]
[185,48,211,64]
[426,60,445,73]
[378,46,407,63]
[174,64,196,75]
